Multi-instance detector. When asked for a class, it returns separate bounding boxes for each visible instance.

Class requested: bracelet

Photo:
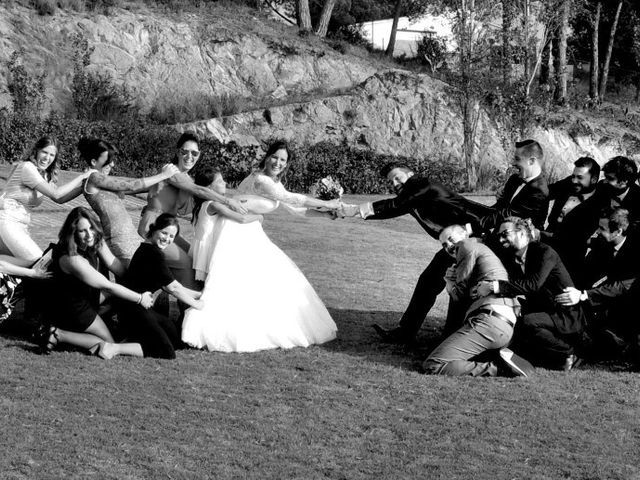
[136,293,143,305]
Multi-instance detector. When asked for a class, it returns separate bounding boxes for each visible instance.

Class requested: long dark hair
[57,206,104,259]
[77,137,118,167]
[192,167,221,224]
[258,140,292,181]
[146,213,180,239]
[28,136,59,184]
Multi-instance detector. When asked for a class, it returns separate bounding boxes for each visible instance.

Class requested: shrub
[70,33,133,122]
[31,0,56,15]
[147,91,248,124]
[416,35,448,73]
[7,51,47,117]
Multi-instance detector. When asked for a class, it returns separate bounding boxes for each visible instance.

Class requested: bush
[70,33,133,122]
[147,91,248,125]
[31,0,56,15]
[7,51,47,117]
[416,35,448,73]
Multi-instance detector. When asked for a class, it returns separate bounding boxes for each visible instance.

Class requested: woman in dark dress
[111,213,203,360]
[40,207,154,357]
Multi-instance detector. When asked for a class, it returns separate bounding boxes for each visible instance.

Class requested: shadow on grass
[324,308,447,372]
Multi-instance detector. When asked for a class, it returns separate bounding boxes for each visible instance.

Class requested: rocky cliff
[2,2,639,180]
[0,3,376,114]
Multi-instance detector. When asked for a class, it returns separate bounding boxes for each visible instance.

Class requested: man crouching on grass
[422,225,534,377]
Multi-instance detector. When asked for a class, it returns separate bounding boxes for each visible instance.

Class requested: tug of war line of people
[0,133,638,376]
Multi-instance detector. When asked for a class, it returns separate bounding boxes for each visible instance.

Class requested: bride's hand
[324,199,342,210]
[192,299,205,310]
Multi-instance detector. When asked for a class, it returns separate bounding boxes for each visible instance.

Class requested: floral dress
[0,272,21,324]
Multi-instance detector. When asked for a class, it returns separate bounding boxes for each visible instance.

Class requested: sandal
[36,324,59,355]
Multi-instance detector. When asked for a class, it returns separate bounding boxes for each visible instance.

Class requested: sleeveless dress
[181,172,337,352]
[0,161,50,261]
[84,178,141,264]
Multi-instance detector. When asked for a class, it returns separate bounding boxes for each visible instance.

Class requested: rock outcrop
[0,3,376,114]
[2,2,639,181]
[180,70,509,173]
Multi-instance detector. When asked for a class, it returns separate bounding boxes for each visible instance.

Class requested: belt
[471,307,516,328]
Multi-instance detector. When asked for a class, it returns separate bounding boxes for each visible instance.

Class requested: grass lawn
[0,191,639,479]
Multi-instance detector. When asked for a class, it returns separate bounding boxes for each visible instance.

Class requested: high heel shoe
[36,324,59,355]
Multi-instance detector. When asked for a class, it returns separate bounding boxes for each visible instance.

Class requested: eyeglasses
[180,149,200,158]
[498,229,516,238]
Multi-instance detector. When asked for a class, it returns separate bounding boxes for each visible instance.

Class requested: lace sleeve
[253,175,308,208]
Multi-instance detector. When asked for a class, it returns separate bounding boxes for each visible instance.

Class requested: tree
[589,1,602,102]
[385,0,403,56]
[599,0,623,101]
[502,0,514,85]
[553,0,571,104]
[315,0,338,37]
[297,0,312,31]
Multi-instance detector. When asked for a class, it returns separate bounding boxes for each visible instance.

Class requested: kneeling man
[422,225,533,377]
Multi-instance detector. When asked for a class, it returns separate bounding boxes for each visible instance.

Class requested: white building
[356,15,455,57]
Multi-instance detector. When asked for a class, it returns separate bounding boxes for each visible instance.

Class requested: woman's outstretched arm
[60,254,153,308]
[33,170,95,204]
[87,164,179,193]
[168,173,248,214]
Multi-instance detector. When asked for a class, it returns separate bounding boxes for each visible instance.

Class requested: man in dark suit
[542,157,601,280]
[478,139,549,231]
[545,157,600,234]
[340,139,550,344]
[600,156,640,222]
[555,208,640,361]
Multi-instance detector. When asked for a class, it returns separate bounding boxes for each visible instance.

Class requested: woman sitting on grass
[79,137,179,265]
[38,206,153,358]
[0,136,93,263]
[108,213,204,360]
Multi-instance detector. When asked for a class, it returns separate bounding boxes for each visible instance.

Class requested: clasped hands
[471,280,494,299]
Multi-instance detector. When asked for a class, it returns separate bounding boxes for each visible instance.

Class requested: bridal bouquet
[309,176,344,200]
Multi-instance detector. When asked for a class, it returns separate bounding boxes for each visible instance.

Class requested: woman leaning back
[79,137,179,265]
[137,132,247,289]
[0,136,93,263]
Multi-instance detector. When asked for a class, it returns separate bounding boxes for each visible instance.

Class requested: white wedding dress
[181,172,338,352]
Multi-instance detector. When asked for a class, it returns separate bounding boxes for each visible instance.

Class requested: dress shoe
[563,354,583,372]
[371,324,414,344]
[498,347,535,377]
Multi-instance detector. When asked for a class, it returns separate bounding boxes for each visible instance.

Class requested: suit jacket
[543,178,602,279]
[580,233,640,292]
[609,182,640,222]
[479,173,549,231]
[497,241,584,333]
[545,176,598,234]
[368,176,493,240]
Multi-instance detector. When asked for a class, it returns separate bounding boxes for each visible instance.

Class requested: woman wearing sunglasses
[138,133,246,291]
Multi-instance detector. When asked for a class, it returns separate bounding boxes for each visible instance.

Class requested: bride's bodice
[235,172,307,215]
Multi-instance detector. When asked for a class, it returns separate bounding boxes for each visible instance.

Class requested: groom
[340,140,549,344]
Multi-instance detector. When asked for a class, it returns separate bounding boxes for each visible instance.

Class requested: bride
[181,141,341,352]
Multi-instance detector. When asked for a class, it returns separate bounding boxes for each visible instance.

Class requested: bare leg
[55,329,105,350]
[97,342,144,359]
[84,316,116,343]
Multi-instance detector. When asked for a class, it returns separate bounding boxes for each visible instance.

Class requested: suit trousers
[422,310,513,376]
[399,248,454,336]
[519,311,579,367]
